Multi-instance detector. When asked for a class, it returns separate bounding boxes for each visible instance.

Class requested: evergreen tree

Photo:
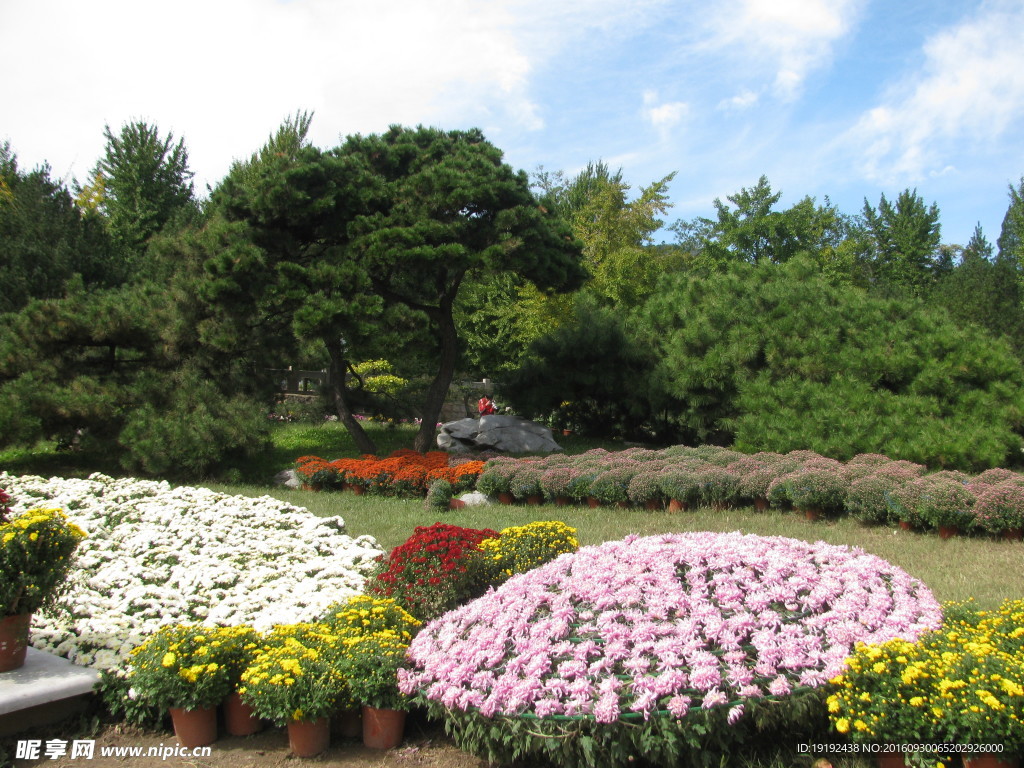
[0,142,115,312]
[861,189,942,294]
[997,176,1024,266]
[90,121,197,258]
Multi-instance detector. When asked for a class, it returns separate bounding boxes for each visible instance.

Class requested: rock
[274,469,303,489]
[436,415,562,454]
[457,491,491,507]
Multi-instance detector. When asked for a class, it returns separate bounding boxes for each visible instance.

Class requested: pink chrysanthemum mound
[399,532,941,724]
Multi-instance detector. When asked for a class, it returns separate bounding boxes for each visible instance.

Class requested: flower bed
[0,472,383,675]
[399,531,941,767]
[295,450,483,497]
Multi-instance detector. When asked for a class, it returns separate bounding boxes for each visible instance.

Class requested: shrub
[783,461,848,514]
[694,464,739,507]
[317,595,421,642]
[971,481,1024,534]
[476,458,519,497]
[657,462,705,506]
[539,466,575,501]
[626,471,663,506]
[588,465,640,505]
[400,532,941,768]
[911,475,976,531]
[508,463,545,501]
[366,523,499,621]
[425,479,454,511]
[845,473,912,525]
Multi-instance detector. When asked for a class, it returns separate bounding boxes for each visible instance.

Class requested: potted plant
[1,506,87,672]
[913,476,976,537]
[425,479,455,511]
[475,459,518,503]
[971,481,1024,539]
[540,466,575,505]
[657,463,704,511]
[508,464,545,504]
[239,623,349,757]
[127,624,236,747]
[209,625,264,736]
[338,631,413,749]
[627,471,664,510]
[695,465,740,510]
[784,463,848,519]
[588,466,639,507]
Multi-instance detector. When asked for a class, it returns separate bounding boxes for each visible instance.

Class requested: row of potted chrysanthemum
[126,596,420,756]
[473,448,1024,538]
[295,450,484,497]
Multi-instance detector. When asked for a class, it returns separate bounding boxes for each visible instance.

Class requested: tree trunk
[413,299,458,453]
[325,340,377,455]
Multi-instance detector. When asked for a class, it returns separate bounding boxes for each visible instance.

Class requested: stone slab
[0,648,101,735]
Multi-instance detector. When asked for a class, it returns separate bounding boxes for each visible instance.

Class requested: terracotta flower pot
[288,717,330,757]
[586,496,601,508]
[898,520,913,531]
[0,613,31,673]
[449,499,466,510]
[938,524,959,540]
[876,751,907,768]
[1003,527,1023,541]
[497,492,514,505]
[964,753,1020,768]
[525,494,543,505]
[644,498,663,511]
[169,706,218,748]
[362,706,406,750]
[753,497,769,513]
[222,691,262,736]
[667,499,688,513]
[555,496,570,506]
[350,485,366,496]
[802,507,822,522]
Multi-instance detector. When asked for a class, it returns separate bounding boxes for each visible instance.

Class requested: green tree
[861,189,943,293]
[344,126,587,451]
[502,295,658,439]
[997,176,1024,266]
[671,175,856,274]
[90,121,197,257]
[637,257,1024,469]
[930,225,1024,354]
[210,120,587,453]
[0,142,115,312]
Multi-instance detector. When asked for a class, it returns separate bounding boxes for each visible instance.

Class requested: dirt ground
[8,713,489,768]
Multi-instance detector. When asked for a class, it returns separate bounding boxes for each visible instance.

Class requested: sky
[3,0,1023,248]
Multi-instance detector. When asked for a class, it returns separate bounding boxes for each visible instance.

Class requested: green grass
[201,483,1024,610]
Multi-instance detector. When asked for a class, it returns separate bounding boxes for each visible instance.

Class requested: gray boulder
[437,414,562,454]
[274,469,303,489]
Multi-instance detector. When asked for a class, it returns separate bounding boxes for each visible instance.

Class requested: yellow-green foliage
[318,594,421,642]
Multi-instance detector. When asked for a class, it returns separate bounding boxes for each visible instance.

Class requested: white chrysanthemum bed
[1,472,382,675]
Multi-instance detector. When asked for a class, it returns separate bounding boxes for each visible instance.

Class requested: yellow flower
[834,718,850,734]
[162,652,176,667]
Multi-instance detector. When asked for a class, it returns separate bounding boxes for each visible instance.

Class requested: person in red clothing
[477,394,497,416]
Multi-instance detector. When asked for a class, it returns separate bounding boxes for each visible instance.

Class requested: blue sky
[3,0,1022,248]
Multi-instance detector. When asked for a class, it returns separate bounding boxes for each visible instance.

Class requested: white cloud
[643,90,689,137]
[698,0,863,100]
[0,0,669,191]
[844,0,1024,185]
[717,89,760,111]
